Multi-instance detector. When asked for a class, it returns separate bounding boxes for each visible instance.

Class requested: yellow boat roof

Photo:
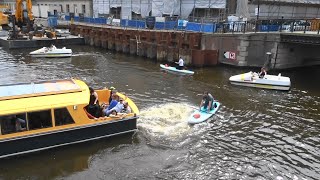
[0,79,89,115]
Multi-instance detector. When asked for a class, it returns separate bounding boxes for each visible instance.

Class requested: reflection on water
[0,46,319,179]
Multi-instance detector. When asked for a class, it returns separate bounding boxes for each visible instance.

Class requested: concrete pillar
[157,45,167,61]
[115,42,122,52]
[146,42,157,59]
[122,43,130,54]
[107,41,115,50]
[237,39,250,66]
[167,47,179,62]
[129,39,137,55]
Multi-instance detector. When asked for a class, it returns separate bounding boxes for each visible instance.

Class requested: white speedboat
[229,72,291,91]
[29,46,72,58]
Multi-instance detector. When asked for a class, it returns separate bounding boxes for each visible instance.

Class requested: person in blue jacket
[102,93,118,116]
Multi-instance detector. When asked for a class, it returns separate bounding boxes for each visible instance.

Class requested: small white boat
[229,72,291,91]
[29,46,72,58]
[160,64,194,75]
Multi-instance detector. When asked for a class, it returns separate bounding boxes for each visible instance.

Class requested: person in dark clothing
[87,87,100,118]
[199,91,215,113]
[258,67,267,78]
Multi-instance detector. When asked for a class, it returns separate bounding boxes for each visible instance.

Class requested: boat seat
[96,89,111,105]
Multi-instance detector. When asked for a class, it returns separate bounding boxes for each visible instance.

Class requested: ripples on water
[0,47,319,180]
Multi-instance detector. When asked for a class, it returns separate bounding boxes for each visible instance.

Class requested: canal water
[0,45,319,180]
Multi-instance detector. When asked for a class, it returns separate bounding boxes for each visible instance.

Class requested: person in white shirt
[121,101,131,113]
[175,57,184,70]
[105,98,124,116]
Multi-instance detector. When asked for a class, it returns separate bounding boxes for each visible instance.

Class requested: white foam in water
[138,103,194,139]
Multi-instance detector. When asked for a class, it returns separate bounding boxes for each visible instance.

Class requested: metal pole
[209,0,211,17]
[257,0,260,21]
[180,0,181,18]
[255,0,260,32]
[193,0,195,22]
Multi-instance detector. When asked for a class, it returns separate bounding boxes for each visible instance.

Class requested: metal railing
[60,15,320,34]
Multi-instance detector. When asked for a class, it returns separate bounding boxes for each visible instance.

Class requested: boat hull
[0,117,137,159]
[229,72,291,91]
[229,81,290,91]
[160,64,194,75]
[30,53,72,58]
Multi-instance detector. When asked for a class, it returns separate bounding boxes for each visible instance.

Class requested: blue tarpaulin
[260,25,280,32]
[48,17,57,27]
[154,21,176,29]
[121,20,145,28]
[62,16,218,32]
[186,22,216,32]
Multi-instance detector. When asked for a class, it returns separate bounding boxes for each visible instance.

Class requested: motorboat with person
[29,44,72,58]
[229,71,291,91]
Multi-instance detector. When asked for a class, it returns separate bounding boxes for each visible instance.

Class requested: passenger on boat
[258,67,267,78]
[108,94,119,109]
[199,91,215,113]
[109,109,118,117]
[121,101,131,113]
[175,57,184,70]
[101,94,118,116]
[15,116,26,131]
[108,86,116,104]
[4,115,26,132]
[84,108,100,119]
[87,87,100,118]
[50,44,57,50]
[105,98,124,117]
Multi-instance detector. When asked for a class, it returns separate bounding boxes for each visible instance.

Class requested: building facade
[2,0,93,18]
[93,0,228,21]
[1,0,318,21]
[238,0,320,20]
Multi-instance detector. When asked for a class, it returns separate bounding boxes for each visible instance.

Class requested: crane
[0,5,10,30]
[8,0,55,40]
[15,0,34,31]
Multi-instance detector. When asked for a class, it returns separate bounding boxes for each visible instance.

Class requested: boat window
[28,110,52,130]
[54,108,75,126]
[0,113,27,135]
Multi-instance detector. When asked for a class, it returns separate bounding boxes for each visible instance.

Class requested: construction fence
[64,15,320,34]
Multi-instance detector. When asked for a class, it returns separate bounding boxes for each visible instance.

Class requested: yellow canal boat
[0,79,139,159]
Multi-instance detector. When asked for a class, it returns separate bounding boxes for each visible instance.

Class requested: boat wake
[138,103,193,140]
